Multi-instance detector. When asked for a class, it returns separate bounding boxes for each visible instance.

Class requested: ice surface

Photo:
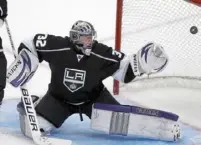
[0,99,201,145]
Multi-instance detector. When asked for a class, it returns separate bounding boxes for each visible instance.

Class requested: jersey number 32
[36,34,48,47]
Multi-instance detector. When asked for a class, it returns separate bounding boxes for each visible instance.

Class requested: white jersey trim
[0,6,3,16]
[112,56,130,82]
[91,52,118,63]
[36,48,71,52]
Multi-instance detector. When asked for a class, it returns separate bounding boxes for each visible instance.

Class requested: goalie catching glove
[130,42,168,76]
[6,49,39,87]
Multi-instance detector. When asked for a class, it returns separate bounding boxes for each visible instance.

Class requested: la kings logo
[63,68,86,92]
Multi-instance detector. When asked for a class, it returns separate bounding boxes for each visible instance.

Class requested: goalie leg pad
[91,103,130,136]
[91,103,181,141]
[17,96,55,139]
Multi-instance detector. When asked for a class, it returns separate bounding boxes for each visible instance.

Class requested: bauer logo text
[22,88,39,131]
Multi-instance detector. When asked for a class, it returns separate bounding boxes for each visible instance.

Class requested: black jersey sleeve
[93,41,135,83]
[33,34,70,51]
[92,42,125,77]
[18,34,71,62]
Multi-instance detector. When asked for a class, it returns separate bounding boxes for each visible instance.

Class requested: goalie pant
[0,37,7,104]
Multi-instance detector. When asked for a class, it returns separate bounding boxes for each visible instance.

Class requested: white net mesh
[119,0,201,89]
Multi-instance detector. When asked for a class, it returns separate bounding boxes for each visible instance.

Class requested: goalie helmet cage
[113,0,201,95]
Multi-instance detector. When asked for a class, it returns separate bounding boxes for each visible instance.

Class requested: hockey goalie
[6,20,181,142]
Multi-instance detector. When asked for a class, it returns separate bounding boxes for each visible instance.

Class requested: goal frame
[113,0,123,95]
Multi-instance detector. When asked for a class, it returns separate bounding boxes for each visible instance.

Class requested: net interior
[119,0,201,89]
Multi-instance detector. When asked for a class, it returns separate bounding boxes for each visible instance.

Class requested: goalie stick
[4,19,72,145]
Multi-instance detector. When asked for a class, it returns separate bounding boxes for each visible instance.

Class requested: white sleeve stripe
[36,48,71,52]
[0,6,3,16]
[0,49,3,52]
[91,52,118,63]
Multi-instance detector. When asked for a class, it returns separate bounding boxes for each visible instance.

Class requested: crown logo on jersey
[77,54,84,62]
[63,68,86,92]
[70,83,77,90]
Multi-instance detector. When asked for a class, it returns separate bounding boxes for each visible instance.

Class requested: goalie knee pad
[91,103,181,141]
[17,95,55,138]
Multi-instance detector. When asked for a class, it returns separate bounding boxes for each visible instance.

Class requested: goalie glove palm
[130,43,168,76]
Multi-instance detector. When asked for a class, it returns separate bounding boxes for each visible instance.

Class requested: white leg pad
[19,112,55,138]
[19,114,72,145]
[128,113,180,141]
[17,97,55,139]
[91,103,181,141]
[17,97,72,145]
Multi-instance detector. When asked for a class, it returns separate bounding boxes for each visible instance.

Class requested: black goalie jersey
[18,34,135,103]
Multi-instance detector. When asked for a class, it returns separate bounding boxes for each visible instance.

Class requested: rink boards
[0,99,201,145]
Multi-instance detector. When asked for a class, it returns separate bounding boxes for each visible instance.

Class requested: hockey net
[113,0,201,95]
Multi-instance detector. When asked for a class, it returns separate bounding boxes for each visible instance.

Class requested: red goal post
[113,0,201,95]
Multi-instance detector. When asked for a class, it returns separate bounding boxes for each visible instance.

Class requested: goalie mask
[70,20,97,56]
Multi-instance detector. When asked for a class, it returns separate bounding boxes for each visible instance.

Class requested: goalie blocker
[6,48,39,87]
[91,103,181,141]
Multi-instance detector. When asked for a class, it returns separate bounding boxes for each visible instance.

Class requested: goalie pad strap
[109,112,129,136]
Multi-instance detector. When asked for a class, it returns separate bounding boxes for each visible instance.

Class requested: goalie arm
[112,56,136,83]
[113,42,169,83]
[6,38,40,87]
[6,33,71,87]
[95,42,136,83]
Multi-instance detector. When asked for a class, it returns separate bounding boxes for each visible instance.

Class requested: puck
[190,26,198,34]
